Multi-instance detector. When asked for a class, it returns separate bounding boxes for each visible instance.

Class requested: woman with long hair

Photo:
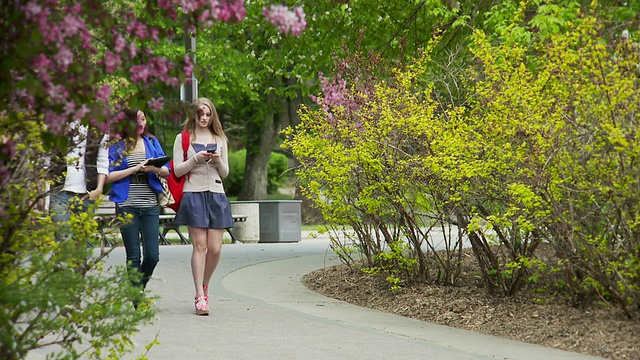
[172,97,233,316]
[107,108,169,307]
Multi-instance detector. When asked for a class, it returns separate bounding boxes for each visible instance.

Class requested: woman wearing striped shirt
[107,108,169,303]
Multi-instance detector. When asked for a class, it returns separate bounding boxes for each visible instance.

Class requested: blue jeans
[50,190,92,241]
[117,205,160,289]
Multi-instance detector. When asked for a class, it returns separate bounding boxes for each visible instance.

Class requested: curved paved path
[30,233,604,360]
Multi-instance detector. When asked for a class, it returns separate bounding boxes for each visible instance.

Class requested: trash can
[256,200,302,243]
[229,202,260,243]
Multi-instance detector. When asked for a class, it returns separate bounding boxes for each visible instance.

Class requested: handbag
[158,177,175,206]
[166,130,190,211]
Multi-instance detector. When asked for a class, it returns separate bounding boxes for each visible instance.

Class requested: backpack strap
[181,130,189,160]
[181,130,190,179]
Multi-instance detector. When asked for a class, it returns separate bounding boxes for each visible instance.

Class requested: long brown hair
[122,108,153,152]
[181,97,227,141]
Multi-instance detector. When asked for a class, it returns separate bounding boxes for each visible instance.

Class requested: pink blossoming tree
[0,0,307,198]
[0,1,307,359]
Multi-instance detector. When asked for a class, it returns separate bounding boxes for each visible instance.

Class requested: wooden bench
[159,208,247,244]
[95,200,247,246]
[94,200,118,247]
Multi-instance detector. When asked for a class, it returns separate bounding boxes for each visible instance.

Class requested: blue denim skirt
[174,191,234,229]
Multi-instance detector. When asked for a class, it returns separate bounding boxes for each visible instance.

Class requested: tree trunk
[283,81,323,224]
[238,96,277,200]
[238,76,305,201]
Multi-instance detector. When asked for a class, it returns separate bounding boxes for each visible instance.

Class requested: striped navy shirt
[121,153,157,208]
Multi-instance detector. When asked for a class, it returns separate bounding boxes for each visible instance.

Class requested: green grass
[266,193,296,200]
[227,193,296,202]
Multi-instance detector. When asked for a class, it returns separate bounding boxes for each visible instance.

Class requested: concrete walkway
[31,231,605,360]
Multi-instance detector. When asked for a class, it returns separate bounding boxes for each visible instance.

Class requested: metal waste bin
[229,202,260,243]
[256,200,302,243]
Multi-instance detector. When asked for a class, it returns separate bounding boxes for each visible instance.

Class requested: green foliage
[0,198,155,360]
[285,1,640,320]
[468,11,640,316]
[0,120,155,358]
[267,152,289,193]
[386,275,402,292]
[284,43,468,287]
[225,149,247,196]
[224,149,291,197]
[194,0,469,199]
[374,241,417,291]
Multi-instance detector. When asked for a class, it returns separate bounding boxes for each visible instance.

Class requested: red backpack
[167,130,190,211]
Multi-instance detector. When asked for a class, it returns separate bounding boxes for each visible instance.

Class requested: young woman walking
[172,97,233,315]
[107,108,169,306]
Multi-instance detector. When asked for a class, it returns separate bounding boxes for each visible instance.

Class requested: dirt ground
[302,247,640,360]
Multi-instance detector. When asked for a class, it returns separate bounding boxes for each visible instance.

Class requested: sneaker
[133,290,147,310]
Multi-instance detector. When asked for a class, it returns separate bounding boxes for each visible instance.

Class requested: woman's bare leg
[203,229,224,288]
[189,226,208,297]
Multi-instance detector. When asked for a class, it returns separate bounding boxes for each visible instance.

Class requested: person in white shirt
[50,124,109,231]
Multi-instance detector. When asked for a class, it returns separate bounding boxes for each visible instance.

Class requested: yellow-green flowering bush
[286,9,640,319]
[0,124,156,360]
[285,43,469,287]
[469,13,640,317]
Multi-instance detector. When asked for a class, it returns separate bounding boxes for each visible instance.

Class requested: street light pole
[180,34,198,103]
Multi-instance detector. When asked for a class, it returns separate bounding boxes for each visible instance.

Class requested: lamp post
[180,34,198,103]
